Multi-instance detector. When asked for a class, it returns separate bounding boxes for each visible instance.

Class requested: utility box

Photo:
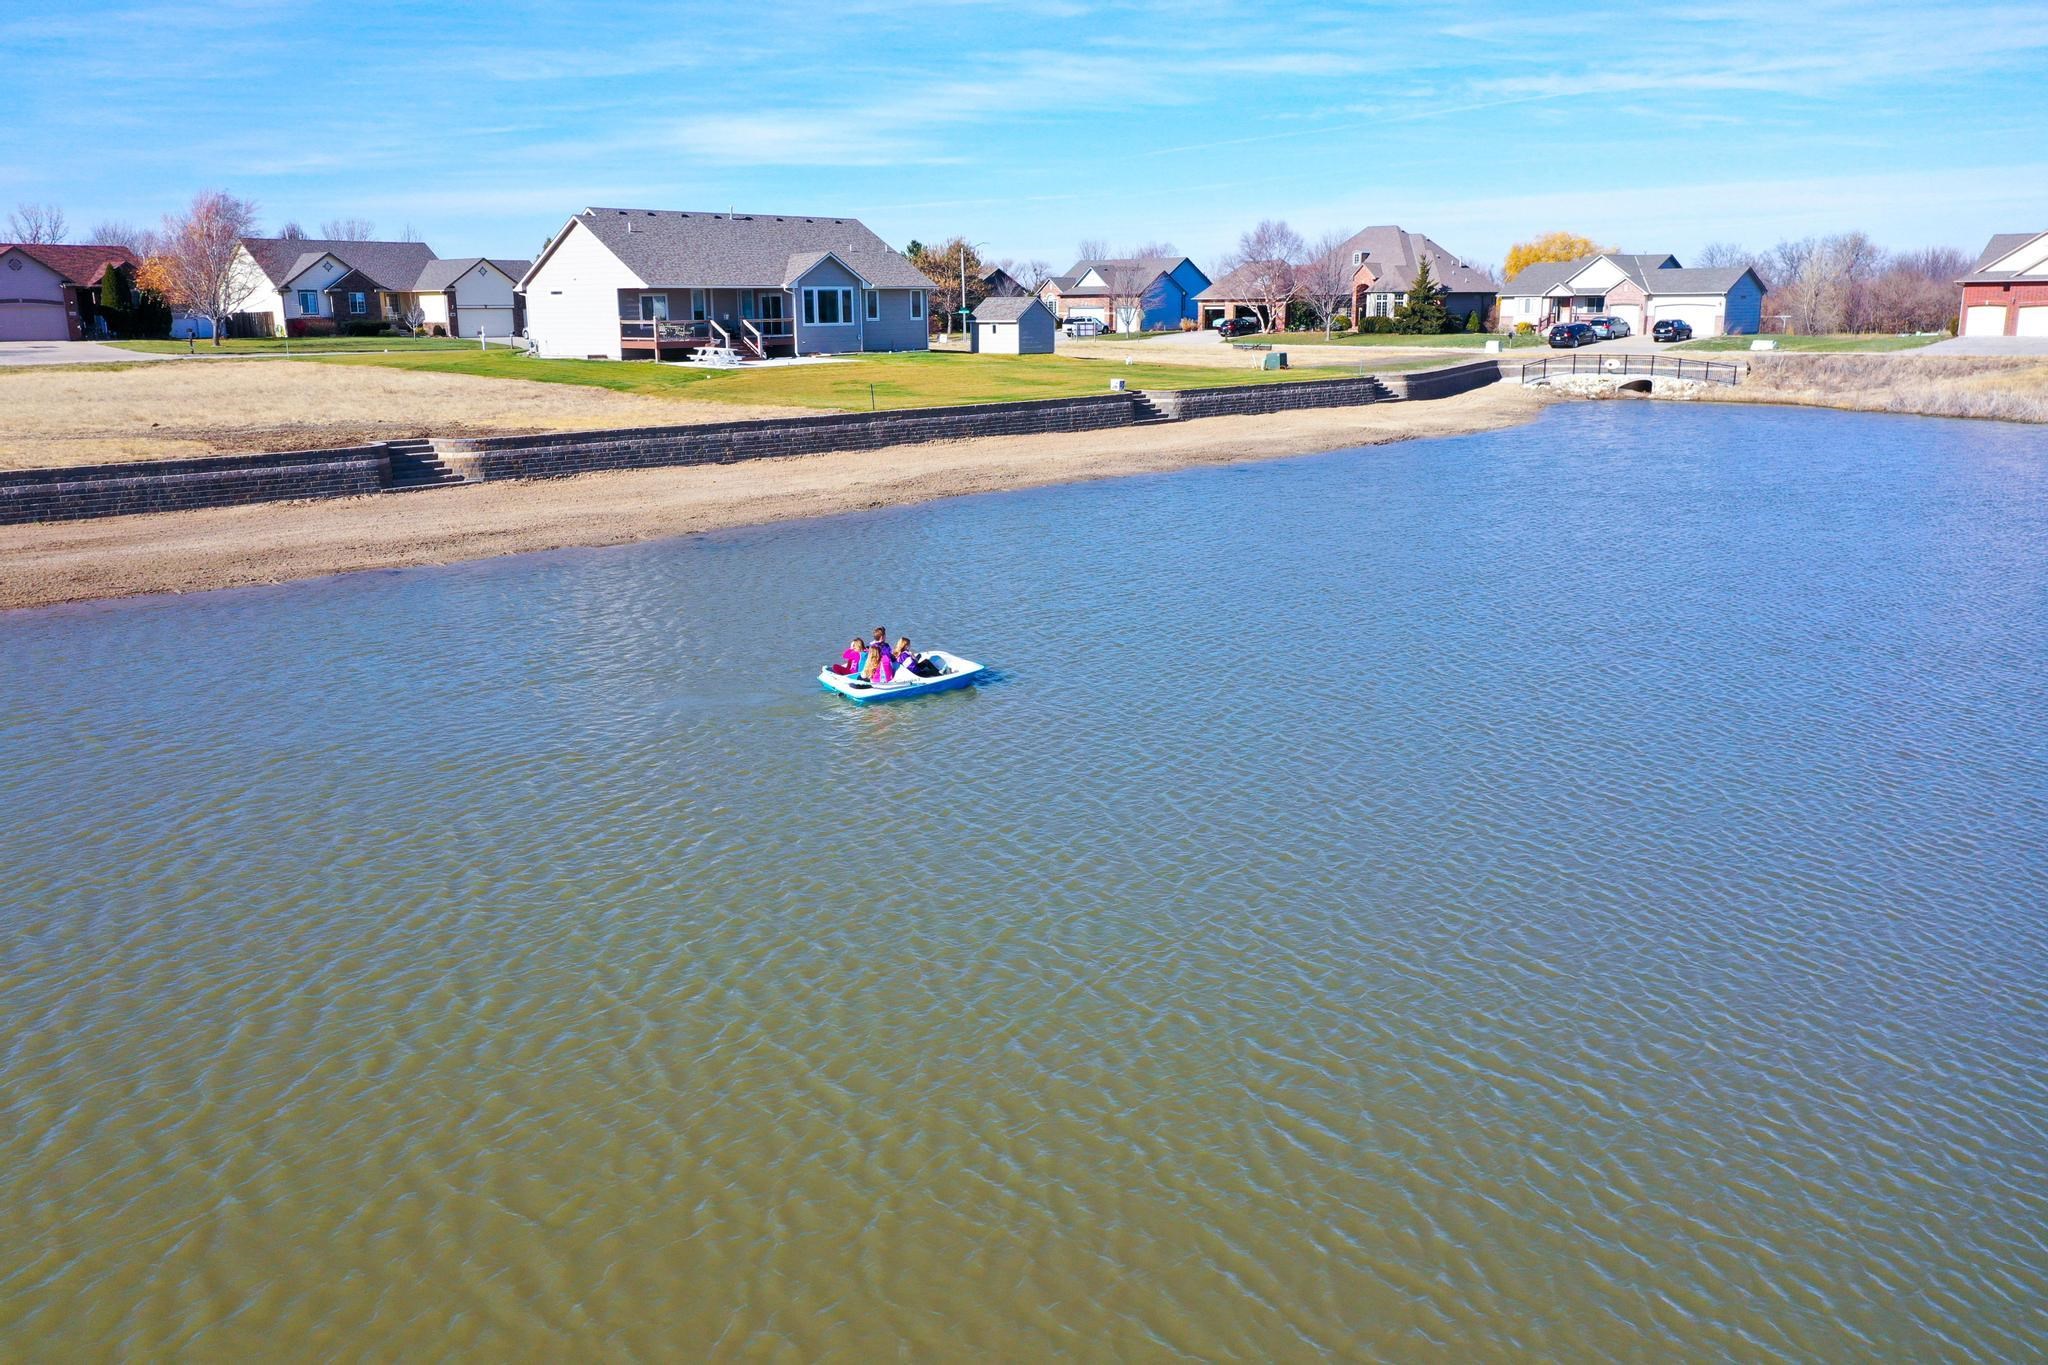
[1261,352,1289,370]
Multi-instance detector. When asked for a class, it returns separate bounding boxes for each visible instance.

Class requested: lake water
[3,402,2045,1359]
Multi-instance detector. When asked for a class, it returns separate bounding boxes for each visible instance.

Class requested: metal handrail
[1517,353,1740,386]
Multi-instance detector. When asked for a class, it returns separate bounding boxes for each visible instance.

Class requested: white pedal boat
[819,650,983,704]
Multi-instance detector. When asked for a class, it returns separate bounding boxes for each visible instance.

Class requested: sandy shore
[0,383,1543,612]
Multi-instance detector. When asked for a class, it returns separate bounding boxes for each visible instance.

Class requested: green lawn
[113,336,517,355]
[308,349,1371,411]
[1674,333,1945,353]
[1240,331,1544,349]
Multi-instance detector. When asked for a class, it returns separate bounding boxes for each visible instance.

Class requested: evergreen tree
[1393,256,1448,334]
[97,263,132,337]
[1465,307,1482,332]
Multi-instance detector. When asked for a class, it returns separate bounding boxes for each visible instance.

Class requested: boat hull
[819,651,983,704]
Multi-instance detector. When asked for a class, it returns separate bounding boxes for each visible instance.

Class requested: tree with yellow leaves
[1503,231,1617,282]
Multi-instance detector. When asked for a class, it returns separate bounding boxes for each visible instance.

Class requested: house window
[803,287,853,325]
[1372,294,1391,318]
[348,292,366,316]
[639,294,669,321]
[865,290,879,321]
[690,289,706,321]
[911,291,924,320]
[297,290,319,314]
[1352,251,1366,266]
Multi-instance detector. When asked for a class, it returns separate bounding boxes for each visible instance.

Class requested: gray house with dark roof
[519,207,932,360]
[1036,256,1209,332]
[1500,253,1768,336]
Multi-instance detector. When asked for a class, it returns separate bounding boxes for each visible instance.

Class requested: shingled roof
[1503,253,1766,297]
[1959,231,2048,283]
[241,237,440,292]
[414,256,531,291]
[2,242,138,286]
[1332,226,1495,295]
[973,295,1049,321]
[565,207,930,289]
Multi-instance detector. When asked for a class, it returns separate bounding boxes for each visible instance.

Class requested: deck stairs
[383,438,468,492]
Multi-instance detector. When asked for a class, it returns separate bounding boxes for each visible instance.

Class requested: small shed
[971,295,1056,355]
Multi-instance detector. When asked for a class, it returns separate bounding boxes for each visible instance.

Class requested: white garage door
[1963,304,2008,337]
[1607,304,1643,333]
[1654,303,1720,336]
[1068,306,1107,324]
[2015,306,2048,337]
[0,300,68,341]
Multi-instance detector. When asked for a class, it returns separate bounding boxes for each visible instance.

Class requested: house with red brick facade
[1957,232,2048,337]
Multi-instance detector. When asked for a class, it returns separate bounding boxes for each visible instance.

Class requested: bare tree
[1075,237,1110,262]
[1294,228,1356,338]
[278,220,307,239]
[1693,241,1757,269]
[1100,259,1156,334]
[319,217,376,240]
[1124,240,1179,259]
[88,219,158,253]
[1224,219,1305,331]
[399,222,421,242]
[996,257,1054,293]
[7,202,68,243]
[137,191,263,346]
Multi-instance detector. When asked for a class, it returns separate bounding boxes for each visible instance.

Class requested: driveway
[1919,334,2048,356]
[0,339,173,366]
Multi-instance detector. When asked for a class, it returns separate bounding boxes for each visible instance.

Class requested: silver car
[1583,315,1632,340]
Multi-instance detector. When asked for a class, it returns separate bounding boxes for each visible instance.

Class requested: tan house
[228,237,528,338]
[0,242,139,341]
[1196,226,1495,330]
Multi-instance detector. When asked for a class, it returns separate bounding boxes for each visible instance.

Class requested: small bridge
[1519,354,1741,390]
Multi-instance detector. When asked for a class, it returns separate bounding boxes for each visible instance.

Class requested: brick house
[1957,232,2048,337]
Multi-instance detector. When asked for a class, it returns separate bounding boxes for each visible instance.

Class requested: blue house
[1038,255,1211,333]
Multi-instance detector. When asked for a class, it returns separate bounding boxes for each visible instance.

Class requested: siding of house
[1721,273,1764,334]
[449,263,517,338]
[1151,260,1210,330]
[524,219,643,359]
[791,256,865,355]
[861,287,929,352]
[0,251,76,340]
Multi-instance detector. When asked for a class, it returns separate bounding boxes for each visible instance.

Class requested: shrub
[1331,315,1351,333]
[286,317,338,337]
[1465,310,1482,333]
[429,324,447,337]
[1514,321,1536,336]
[341,320,393,337]
[1179,318,1198,332]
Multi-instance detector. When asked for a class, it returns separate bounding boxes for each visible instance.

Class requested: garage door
[0,300,68,341]
[2015,306,2048,337]
[1653,303,1719,336]
[1606,304,1644,334]
[1067,306,1107,325]
[1963,304,2008,337]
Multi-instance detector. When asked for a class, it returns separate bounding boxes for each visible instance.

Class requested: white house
[970,295,1056,354]
[227,237,528,338]
[519,207,932,361]
[1500,254,1768,336]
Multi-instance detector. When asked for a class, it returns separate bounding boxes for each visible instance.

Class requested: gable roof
[1196,259,1291,301]
[974,295,1051,321]
[414,256,529,291]
[1960,231,2048,282]
[1334,226,1495,295]
[241,237,440,292]
[1,242,138,286]
[555,207,930,289]
[1505,253,1766,298]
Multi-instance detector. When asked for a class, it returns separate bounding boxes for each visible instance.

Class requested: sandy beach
[0,382,1543,611]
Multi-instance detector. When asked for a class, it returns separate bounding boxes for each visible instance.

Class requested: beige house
[227,237,529,338]
[1499,254,1767,336]
[0,242,138,340]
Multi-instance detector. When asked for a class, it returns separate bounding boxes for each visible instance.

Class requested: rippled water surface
[4,403,2046,1358]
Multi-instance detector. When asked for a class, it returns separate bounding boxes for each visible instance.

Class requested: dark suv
[1547,322,1597,348]
[1216,316,1262,338]
[1652,318,1694,342]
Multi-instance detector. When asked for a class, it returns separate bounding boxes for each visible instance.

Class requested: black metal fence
[1518,355,1741,386]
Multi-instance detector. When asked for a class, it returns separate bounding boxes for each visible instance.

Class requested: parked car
[1584,315,1631,339]
[1216,316,1262,338]
[1547,322,1598,348]
[1063,317,1105,338]
[1652,318,1694,343]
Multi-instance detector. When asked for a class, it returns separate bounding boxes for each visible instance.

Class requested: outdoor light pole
[958,240,988,341]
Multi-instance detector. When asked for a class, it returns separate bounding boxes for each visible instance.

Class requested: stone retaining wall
[433,394,1143,482]
[1377,359,1502,400]
[0,446,389,526]
[1140,375,1394,422]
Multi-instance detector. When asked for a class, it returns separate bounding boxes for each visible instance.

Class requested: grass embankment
[113,337,516,355]
[311,349,1360,411]
[1676,333,1943,353]
[1707,354,2048,422]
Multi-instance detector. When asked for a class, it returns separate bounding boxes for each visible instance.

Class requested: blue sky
[4,0,2044,272]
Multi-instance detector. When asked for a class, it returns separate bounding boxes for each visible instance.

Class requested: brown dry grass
[1704,353,2048,423]
[0,360,807,468]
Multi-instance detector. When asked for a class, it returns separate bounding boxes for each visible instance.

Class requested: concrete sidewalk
[0,340,174,367]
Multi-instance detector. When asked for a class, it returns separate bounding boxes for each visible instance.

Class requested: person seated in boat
[895,637,943,678]
[828,637,864,676]
[860,638,896,683]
